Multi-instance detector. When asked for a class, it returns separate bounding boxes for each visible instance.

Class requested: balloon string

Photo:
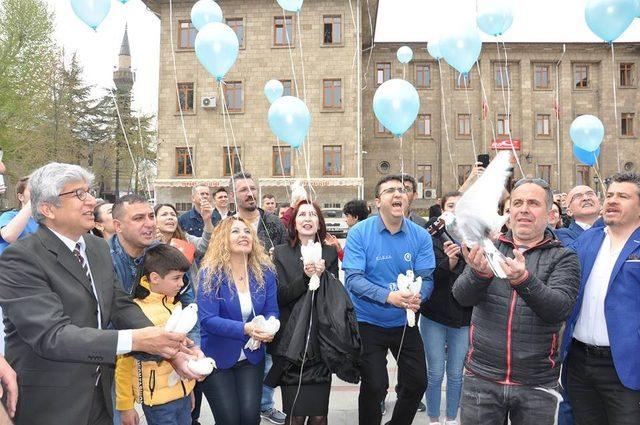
[296,12,315,201]
[282,8,300,99]
[399,135,405,175]
[610,42,621,173]
[474,61,498,155]
[437,60,457,184]
[274,138,292,200]
[462,74,478,161]
[218,81,276,248]
[168,0,196,177]
[592,154,605,196]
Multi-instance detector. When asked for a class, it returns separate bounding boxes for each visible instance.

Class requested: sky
[47,0,640,116]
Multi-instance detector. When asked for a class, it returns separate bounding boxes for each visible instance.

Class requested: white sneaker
[429,422,441,425]
[445,420,459,425]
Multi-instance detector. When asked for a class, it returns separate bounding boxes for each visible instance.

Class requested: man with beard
[230,172,287,425]
[556,185,602,245]
[562,173,640,425]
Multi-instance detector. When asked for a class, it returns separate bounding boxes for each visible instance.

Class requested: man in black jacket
[452,178,580,425]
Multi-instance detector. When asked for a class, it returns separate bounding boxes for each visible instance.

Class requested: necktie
[73,242,91,281]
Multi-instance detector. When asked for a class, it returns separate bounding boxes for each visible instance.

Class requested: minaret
[112,24,135,197]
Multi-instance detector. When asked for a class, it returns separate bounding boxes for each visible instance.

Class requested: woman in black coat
[266,200,339,425]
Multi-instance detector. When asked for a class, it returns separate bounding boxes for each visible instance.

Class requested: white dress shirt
[50,230,132,355]
[575,221,592,231]
[573,229,621,347]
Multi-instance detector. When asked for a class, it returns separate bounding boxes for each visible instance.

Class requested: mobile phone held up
[477,153,490,169]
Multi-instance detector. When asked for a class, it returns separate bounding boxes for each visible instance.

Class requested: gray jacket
[452,229,580,386]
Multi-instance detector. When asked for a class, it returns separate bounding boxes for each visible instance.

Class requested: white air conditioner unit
[201,95,217,109]
[424,188,437,199]
[416,182,424,199]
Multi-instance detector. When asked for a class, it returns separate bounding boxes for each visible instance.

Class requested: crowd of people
[0,159,638,425]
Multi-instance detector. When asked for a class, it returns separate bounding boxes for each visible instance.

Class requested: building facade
[144,0,640,210]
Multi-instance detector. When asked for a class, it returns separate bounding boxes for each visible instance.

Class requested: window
[576,165,590,186]
[458,165,472,187]
[175,202,191,212]
[281,79,294,96]
[416,114,432,137]
[272,146,292,176]
[620,63,635,87]
[223,147,241,176]
[177,82,194,111]
[322,15,342,45]
[322,79,342,109]
[378,161,391,174]
[494,63,511,88]
[274,16,293,46]
[376,63,391,86]
[538,165,551,185]
[376,119,391,136]
[175,147,193,176]
[323,146,342,175]
[417,164,432,189]
[454,71,471,89]
[415,63,431,88]
[226,18,245,48]
[536,114,551,136]
[457,114,471,137]
[497,114,511,136]
[178,20,197,49]
[534,64,550,89]
[574,64,590,88]
[223,81,243,112]
[622,113,635,136]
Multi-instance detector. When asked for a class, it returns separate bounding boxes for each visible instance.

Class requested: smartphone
[477,153,490,169]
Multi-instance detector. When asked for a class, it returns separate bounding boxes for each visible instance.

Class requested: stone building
[143,0,639,209]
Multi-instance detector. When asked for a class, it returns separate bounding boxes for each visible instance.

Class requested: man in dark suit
[0,163,192,425]
[562,172,640,424]
[556,185,601,245]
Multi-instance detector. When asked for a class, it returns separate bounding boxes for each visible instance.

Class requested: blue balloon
[440,26,482,74]
[70,0,111,30]
[195,23,239,80]
[264,80,284,104]
[119,0,131,4]
[570,115,605,152]
[477,0,514,36]
[573,145,601,167]
[191,0,223,31]
[268,96,311,148]
[277,0,304,12]
[585,0,636,42]
[397,46,413,64]
[373,79,420,137]
[427,39,442,60]
[636,0,640,17]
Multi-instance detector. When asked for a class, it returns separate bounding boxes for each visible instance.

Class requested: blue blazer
[197,268,279,369]
[561,226,640,390]
[556,222,585,246]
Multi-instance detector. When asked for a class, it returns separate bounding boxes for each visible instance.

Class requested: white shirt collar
[575,221,592,231]
[49,228,85,253]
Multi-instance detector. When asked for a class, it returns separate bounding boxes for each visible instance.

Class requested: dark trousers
[142,396,192,425]
[191,381,203,422]
[89,377,112,425]
[358,322,427,425]
[460,374,561,425]
[201,359,265,425]
[567,339,640,425]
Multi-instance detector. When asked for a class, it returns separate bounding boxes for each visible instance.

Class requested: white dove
[168,357,217,387]
[396,270,422,327]
[165,303,198,334]
[244,315,281,351]
[300,239,323,290]
[444,151,512,278]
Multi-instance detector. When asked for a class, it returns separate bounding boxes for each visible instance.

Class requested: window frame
[272,146,292,176]
[619,62,635,88]
[457,114,471,138]
[321,15,342,46]
[576,165,590,187]
[226,17,245,49]
[175,147,194,177]
[273,15,294,48]
[417,164,433,189]
[177,20,197,50]
[497,113,511,137]
[533,64,551,90]
[176,82,195,112]
[280,79,295,97]
[494,62,512,90]
[322,78,343,110]
[223,81,244,113]
[375,119,392,137]
[376,62,391,86]
[454,71,472,90]
[573,63,590,89]
[621,112,635,137]
[222,147,242,176]
[415,113,432,138]
[535,113,552,138]
[414,62,431,88]
[322,145,342,176]
[538,165,552,186]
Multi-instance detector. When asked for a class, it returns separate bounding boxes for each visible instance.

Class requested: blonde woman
[197,217,279,425]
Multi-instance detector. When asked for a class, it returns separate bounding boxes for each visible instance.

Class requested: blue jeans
[201,359,264,425]
[142,396,191,425]
[420,316,469,419]
[261,353,275,411]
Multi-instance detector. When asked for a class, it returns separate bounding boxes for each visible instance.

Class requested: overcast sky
[47,0,640,116]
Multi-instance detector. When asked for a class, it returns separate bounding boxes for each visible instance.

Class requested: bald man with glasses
[556,185,603,246]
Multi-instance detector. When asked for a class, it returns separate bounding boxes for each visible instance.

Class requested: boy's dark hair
[135,244,191,300]
[343,199,370,222]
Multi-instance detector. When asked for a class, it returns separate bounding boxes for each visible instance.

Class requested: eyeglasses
[569,190,597,204]
[514,178,550,189]
[378,186,408,197]
[59,187,95,201]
